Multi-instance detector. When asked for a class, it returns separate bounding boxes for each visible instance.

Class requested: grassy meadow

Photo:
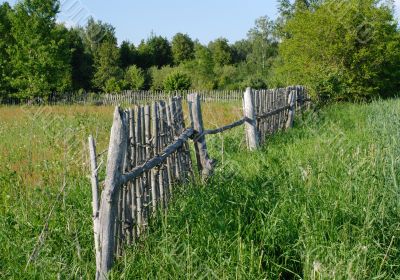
[1,100,400,279]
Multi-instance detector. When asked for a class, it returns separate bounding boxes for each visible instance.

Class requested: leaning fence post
[98,107,127,280]
[88,135,101,280]
[286,90,296,129]
[187,93,214,179]
[243,87,259,150]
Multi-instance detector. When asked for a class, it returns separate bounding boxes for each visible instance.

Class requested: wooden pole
[98,107,127,280]
[187,93,214,179]
[286,90,296,129]
[88,135,101,280]
[243,87,259,150]
[151,102,158,214]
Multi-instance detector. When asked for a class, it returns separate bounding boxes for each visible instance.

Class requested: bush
[163,71,191,91]
[273,0,400,102]
[104,77,127,93]
[125,65,145,90]
[148,66,174,90]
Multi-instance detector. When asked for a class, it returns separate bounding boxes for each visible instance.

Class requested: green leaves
[163,71,191,91]
[7,0,71,99]
[274,0,400,102]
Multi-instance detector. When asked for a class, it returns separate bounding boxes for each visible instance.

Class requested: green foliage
[82,17,117,54]
[149,65,174,90]
[274,0,400,101]
[119,40,136,69]
[247,16,278,78]
[7,0,72,99]
[137,35,172,69]
[171,33,195,65]
[125,65,145,90]
[163,71,191,91]
[0,2,13,98]
[208,37,233,67]
[104,77,127,93]
[92,40,123,92]
[111,100,400,279]
[66,27,93,91]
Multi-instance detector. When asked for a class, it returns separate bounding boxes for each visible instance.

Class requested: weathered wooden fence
[1,89,244,105]
[88,86,310,279]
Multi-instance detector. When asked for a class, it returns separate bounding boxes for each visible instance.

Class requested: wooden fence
[1,89,244,106]
[88,86,310,279]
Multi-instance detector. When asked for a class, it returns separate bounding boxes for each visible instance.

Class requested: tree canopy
[0,0,399,102]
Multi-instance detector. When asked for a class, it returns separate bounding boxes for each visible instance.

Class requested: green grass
[1,100,400,279]
[112,100,400,279]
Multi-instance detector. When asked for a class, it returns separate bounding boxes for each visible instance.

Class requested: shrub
[125,65,145,90]
[163,71,191,91]
[273,0,400,102]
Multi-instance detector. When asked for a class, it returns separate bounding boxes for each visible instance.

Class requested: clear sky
[3,0,400,46]
[63,0,280,45]
[4,0,280,45]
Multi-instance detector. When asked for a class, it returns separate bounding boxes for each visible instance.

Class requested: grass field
[1,100,400,279]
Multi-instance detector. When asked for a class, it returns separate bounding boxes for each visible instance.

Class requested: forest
[0,0,399,102]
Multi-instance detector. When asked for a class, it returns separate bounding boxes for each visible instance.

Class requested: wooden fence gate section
[88,86,310,279]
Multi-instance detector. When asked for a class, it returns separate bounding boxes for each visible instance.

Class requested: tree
[163,71,191,91]
[208,38,233,67]
[171,33,195,64]
[125,65,145,90]
[273,0,400,101]
[0,2,13,98]
[247,16,278,77]
[137,34,172,69]
[82,17,116,54]
[148,65,174,90]
[231,39,252,64]
[187,43,216,89]
[119,40,136,69]
[66,27,93,90]
[92,40,123,92]
[8,0,72,99]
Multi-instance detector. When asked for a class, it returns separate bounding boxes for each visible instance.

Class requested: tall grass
[0,103,242,279]
[1,100,400,278]
[112,100,400,279]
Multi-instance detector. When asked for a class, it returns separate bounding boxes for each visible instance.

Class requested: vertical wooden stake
[151,102,158,214]
[243,87,259,150]
[98,107,127,280]
[187,93,214,179]
[88,135,101,280]
[286,90,296,129]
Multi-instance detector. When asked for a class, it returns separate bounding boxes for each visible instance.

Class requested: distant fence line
[1,89,245,106]
[88,86,310,279]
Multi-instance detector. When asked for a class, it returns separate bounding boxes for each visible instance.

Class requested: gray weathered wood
[88,135,101,280]
[286,90,296,129]
[98,107,127,280]
[243,87,259,150]
[121,128,194,184]
[151,102,158,214]
[187,93,214,179]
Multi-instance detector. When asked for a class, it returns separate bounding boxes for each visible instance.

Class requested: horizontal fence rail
[88,86,310,279]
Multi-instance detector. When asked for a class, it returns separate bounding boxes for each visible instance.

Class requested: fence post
[88,136,101,280]
[286,90,296,129]
[187,93,214,179]
[98,107,127,280]
[243,87,259,150]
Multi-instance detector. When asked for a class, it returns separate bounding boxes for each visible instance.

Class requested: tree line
[0,0,399,102]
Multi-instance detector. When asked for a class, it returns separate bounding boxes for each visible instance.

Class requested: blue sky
[4,0,280,45]
[61,0,280,45]
[3,0,400,45]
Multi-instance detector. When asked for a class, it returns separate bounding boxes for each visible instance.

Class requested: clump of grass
[112,100,400,279]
